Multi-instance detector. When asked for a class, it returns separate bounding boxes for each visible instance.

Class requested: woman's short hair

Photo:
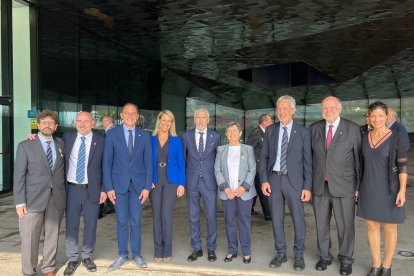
[152,110,177,136]
[226,121,242,132]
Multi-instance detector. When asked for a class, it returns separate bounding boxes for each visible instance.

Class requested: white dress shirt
[67,131,93,184]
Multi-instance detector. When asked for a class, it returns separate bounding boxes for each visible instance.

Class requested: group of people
[13,96,409,276]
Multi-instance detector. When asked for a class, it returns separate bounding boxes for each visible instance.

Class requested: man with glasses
[14,110,65,276]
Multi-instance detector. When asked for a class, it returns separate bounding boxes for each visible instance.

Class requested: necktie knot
[81,136,86,142]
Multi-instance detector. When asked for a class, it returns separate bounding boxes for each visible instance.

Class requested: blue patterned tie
[198,132,204,158]
[128,129,133,155]
[46,141,53,171]
[76,136,86,183]
[279,127,288,173]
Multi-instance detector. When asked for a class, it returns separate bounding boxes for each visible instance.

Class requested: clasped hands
[224,186,246,200]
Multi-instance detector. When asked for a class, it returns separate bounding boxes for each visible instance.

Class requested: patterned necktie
[326,125,333,151]
[198,132,204,158]
[76,136,86,183]
[128,129,133,155]
[46,141,53,170]
[279,127,288,173]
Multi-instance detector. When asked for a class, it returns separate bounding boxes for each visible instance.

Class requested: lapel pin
[93,142,96,146]
[294,130,297,133]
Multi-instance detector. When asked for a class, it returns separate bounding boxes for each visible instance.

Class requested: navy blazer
[182,128,221,191]
[259,121,312,192]
[103,125,152,193]
[151,135,185,186]
[63,130,105,203]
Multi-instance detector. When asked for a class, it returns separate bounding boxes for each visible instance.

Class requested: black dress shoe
[224,253,237,262]
[208,250,217,262]
[269,254,287,268]
[243,256,251,264]
[293,256,305,271]
[340,263,352,275]
[380,267,391,276]
[64,261,79,276]
[264,216,272,221]
[315,259,332,271]
[187,249,203,262]
[82,258,97,272]
[367,267,382,276]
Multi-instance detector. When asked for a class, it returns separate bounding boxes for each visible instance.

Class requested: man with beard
[14,110,65,276]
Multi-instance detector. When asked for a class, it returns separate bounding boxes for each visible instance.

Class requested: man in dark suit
[386,107,410,151]
[14,110,65,276]
[63,112,107,276]
[310,96,362,275]
[260,95,312,271]
[247,114,273,220]
[103,103,152,270]
[182,108,220,262]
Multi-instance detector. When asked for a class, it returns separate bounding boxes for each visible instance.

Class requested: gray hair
[226,121,242,132]
[258,114,271,124]
[194,107,210,119]
[276,95,296,109]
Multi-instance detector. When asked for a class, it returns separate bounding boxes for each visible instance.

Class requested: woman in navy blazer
[150,110,185,263]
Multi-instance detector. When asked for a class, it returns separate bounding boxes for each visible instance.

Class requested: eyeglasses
[39,121,56,126]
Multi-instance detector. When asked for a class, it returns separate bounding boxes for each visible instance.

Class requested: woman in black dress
[357,102,408,276]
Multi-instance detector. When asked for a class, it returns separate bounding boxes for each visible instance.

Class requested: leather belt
[272,171,288,176]
[68,182,88,189]
[158,162,167,167]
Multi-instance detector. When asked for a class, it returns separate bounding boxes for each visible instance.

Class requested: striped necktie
[46,141,53,170]
[76,136,86,183]
[279,127,288,173]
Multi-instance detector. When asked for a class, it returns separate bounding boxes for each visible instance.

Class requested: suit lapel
[272,123,280,158]
[118,126,130,154]
[52,137,64,174]
[35,137,51,172]
[132,126,142,156]
[222,145,229,178]
[287,122,297,155]
[88,132,98,165]
[330,119,344,148]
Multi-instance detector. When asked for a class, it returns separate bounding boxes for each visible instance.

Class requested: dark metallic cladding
[37,0,414,109]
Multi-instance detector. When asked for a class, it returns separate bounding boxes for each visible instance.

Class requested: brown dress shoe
[43,272,56,276]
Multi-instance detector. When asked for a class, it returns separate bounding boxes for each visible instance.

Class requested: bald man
[63,112,107,276]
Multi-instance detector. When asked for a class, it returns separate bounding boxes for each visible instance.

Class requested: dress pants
[187,177,217,251]
[66,184,100,262]
[253,174,271,219]
[19,195,64,276]
[222,197,253,256]
[114,182,142,258]
[150,181,177,258]
[269,173,306,256]
[313,183,355,264]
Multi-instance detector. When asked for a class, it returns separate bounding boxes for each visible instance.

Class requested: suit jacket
[214,144,257,201]
[63,130,105,203]
[103,125,152,193]
[259,121,312,192]
[182,128,220,191]
[389,120,410,152]
[151,135,185,186]
[13,136,66,212]
[246,126,265,172]
[310,118,362,197]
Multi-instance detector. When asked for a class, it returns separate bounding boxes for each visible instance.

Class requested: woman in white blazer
[214,122,256,264]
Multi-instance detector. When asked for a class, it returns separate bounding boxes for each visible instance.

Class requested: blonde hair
[152,110,177,136]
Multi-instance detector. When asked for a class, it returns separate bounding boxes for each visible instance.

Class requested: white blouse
[227,145,240,190]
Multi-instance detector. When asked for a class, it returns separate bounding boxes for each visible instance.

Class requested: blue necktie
[46,141,53,171]
[76,136,86,183]
[128,129,133,155]
[279,127,288,173]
